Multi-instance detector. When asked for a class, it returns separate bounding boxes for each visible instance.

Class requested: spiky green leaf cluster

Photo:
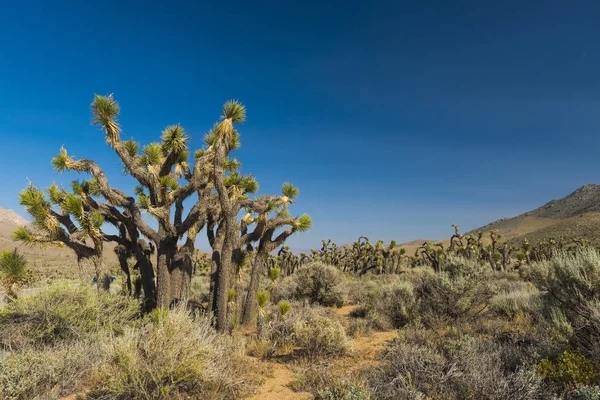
[12,227,32,243]
[159,175,179,191]
[91,94,120,128]
[137,194,151,210]
[51,148,70,173]
[276,208,290,218]
[295,214,312,232]
[47,184,66,204]
[19,185,54,232]
[257,290,270,308]
[224,158,241,171]
[124,139,139,157]
[140,143,163,166]
[222,100,246,123]
[282,183,299,199]
[161,124,189,155]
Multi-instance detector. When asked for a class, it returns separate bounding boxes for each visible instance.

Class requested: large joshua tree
[17,95,311,324]
[51,95,215,307]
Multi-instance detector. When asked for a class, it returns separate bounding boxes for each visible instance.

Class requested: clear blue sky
[1,1,600,250]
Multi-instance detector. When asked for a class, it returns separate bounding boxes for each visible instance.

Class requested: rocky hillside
[0,207,29,226]
[470,184,600,244]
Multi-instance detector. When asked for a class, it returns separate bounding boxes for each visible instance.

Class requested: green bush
[292,262,346,307]
[539,350,600,386]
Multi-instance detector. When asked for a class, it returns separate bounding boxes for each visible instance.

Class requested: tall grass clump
[0,281,139,349]
[91,305,254,400]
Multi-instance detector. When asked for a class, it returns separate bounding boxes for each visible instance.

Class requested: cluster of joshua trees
[267,225,590,276]
[14,95,310,332]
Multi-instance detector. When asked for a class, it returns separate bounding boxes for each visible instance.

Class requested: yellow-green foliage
[539,350,600,386]
[278,300,292,317]
[293,315,349,359]
[93,306,252,400]
[0,281,139,347]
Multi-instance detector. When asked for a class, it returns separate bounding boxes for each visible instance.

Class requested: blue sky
[1,1,600,250]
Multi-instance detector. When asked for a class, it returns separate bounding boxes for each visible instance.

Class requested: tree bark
[242,251,267,326]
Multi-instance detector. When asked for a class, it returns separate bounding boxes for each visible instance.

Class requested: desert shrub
[375,280,418,328]
[416,256,495,327]
[317,382,370,400]
[0,281,139,349]
[347,278,418,331]
[91,306,253,400]
[489,284,542,319]
[190,275,210,303]
[347,317,373,338]
[367,335,549,400]
[290,360,370,400]
[291,262,346,307]
[529,248,600,360]
[0,341,102,400]
[257,305,346,359]
[293,315,349,358]
[539,350,600,386]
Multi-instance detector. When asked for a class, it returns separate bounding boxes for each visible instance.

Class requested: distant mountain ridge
[399,184,600,252]
[0,207,29,227]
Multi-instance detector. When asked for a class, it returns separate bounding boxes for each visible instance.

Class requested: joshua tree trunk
[93,255,111,291]
[156,235,176,308]
[242,252,267,326]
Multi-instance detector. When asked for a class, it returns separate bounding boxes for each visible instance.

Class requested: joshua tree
[240,208,311,326]
[0,249,27,300]
[17,95,310,325]
[51,95,220,307]
[256,290,270,338]
[15,183,113,289]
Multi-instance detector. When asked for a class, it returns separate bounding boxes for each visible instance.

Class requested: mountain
[398,184,600,253]
[0,207,29,226]
[469,184,600,245]
[0,208,118,281]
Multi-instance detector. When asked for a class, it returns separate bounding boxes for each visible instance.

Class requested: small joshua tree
[278,300,292,317]
[226,288,237,333]
[0,249,27,300]
[256,290,270,338]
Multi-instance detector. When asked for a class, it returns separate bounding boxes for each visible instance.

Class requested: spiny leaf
[12,226,33,243]
[281,183,299,199]
[124,138,139,157]
[222,100,246,123]
[91,94,120,126]
[276,208,289,218]
[141,143,163,166]
[295,214,312,232]
[47,183,65,204]
[159,175,179,191]
[161,124,189,155]
[51,148,71,173]
[257,290,270,308]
